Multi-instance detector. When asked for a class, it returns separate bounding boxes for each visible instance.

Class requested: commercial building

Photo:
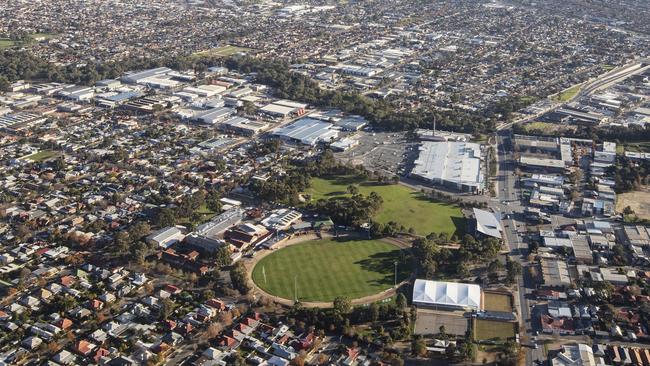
[473,208,503,240]
[261,209,302,231]
[0,112,47,133]
[193,107,235,125]
[271,118,339,146]
[121,67,172,84]
[260,100,306,118]
[218,117,268,136]
[146,227,185,249]
[550,343,606,366]
[195,208,244,238]
[540,258,571,288]
[554,107,607,126]
[335,116,367,131]
[330,137,359,152]
[183,234,225,254]
[56,85,95,102]
[410,141,483,193]
[224,223,270,251]
[619,225,650,247]
[412,279,481,311]
[519,156,567,173]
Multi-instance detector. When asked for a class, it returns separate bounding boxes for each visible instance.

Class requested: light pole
[394,261,398,288]
[294,275,298,303]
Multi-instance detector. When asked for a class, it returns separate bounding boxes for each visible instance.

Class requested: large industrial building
[271,118,339,146]
[410,141,484,193]
[192,107,235,125]
[412,279,482,311]
[218,116,268,136]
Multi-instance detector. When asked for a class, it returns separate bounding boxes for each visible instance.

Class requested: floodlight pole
[294,275,298,302]
[394,261,398,288]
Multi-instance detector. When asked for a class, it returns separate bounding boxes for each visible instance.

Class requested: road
[493,130,545,364]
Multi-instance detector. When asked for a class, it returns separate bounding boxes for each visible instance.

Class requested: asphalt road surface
[494,130,545,364]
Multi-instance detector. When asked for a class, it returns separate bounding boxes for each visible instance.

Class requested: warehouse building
[271,118,339,146]
[519,156,567,173]
[192,107,235,125]
[260,100,307,118]
[218,116,268,136]
[540,258,571,288]
[0,112,47,133]
[410,141,484,193]
[146,227,185,249]
[412,279,482,311]
[121,67,172,84]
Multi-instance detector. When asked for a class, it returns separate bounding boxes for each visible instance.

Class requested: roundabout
[249,236,411,305]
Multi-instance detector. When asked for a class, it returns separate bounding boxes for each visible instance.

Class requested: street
[493,130,545,364]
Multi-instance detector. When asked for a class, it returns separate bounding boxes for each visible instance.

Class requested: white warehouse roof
[271,118,339,145]
[411,141,483,191]
[412,280,481,311]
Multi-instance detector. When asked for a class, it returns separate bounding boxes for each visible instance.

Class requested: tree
[333,296,352,314]
[159,298,174,321]
[215,246,232,267]
[206,190,223,212]
[458,342,477,361]
[157,207,177,227]
[413,337,427,357]
[623,206,635,215]
[230,262,250,294]
[396,293,408,309]
[219,311,233,326]
[128,221,151,241]
[113,231,131,255]
[439,325,447,338]
[206,322,223,338]
[370,303,380,322]
[505,258,522,285]
[0,75,10,92]
[347,184,359,196]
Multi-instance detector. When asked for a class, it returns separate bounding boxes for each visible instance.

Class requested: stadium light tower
[394,261,398,288]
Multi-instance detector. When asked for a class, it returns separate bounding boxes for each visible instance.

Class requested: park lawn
[555,84,581,102]
[31,33,56,40]
[0,33,56,50]
[193,45,250,57]
[623,141,650,153]
[252,238,410,302]
[25,150,60,162]
[473,319,516,341]
[522,121,563,134]
[177,203,217,226]
[616,187,650,221]
[483,292,513,312]
[0,39,15,49]
[305,176,465,236]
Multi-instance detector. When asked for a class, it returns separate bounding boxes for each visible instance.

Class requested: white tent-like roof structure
[412,280,481,311]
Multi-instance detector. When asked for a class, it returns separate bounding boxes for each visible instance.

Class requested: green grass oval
[251,238,410,302]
